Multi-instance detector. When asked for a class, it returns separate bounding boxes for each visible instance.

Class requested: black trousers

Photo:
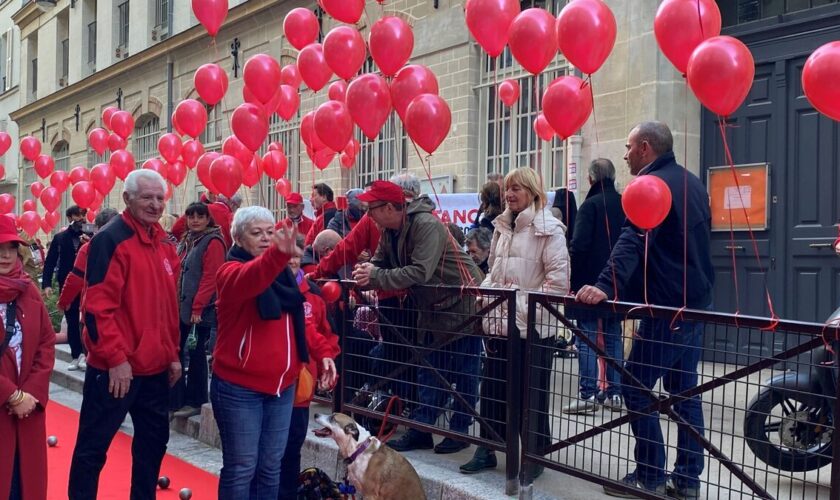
[66,296,84,359]
[278,406,309,499]
[170,321,210,410]
[68,367,170,500]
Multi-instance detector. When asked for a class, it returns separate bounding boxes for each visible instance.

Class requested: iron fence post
[831,338,840,500]
[332,283,349,414]
[505,290,521,496]
[518,292,537,500]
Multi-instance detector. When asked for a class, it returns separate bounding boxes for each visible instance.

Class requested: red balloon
[191,0,228,37]
[465,0,521,57]
[34,155,55,178]
[391,65,439,121]
[20,137,41,162]
[222,136,254,168]
[320,281,341,303]
[244,54,282,104]
[18,211,40,237]
[262,150,288,180]
[22,200,36,212]
[44,210,59,229]
[300,111,327,151]
[622,175,673,230]
[324,26,366,81]
[101,106,118,130]
[242,157,261,188]
[328,80,348,103]
[509,8,557,75]
[312,148,336,171]
[339,152,355,169]
[69,166,89,184]
[0,194,14,214]
[171,110,187,137]
[71,181,97,209]
[90,163,116,195]
[194,63,229,106]
[108,133,127,152]
[269,142,285,153]
[40,187,61,212]
[686,36,754,117]
[86,210,97,224]
[275,178,292,198]
[174,99,208,139]
[276,85,301,121]
[298,44,333,92]
[405,94,451,155]
[50,170,70,193]
[369,17,414,77]
[167,161,188,186]
[0,165,5,181]
[110,111,135,140]
[196,152,220,193]
[182,139,205,169]
[109,149,135,181]
[556,0,616,75]
[29,182,44,199]
[314,101,353,153]
[654,0,722,75]
[158,133,183,163]
[88,128,109,155]
[498,79,520,107]
[232,103,269,152]
[89,191,105,211]
[346,74,392,139]
[803,41,840,122]
[0,132,10,156]
[209,155,243,198]
[321,0,364,24]
[281,64,302,88]
[533,114,555,141]
[142,158,166,176]
[344,139,360,157]
[541,76,593,140]
[284,8,320,51]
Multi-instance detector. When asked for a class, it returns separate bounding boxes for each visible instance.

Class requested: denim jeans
[622,317,705,489]
[210,376,295,500]
[576,317,623,399]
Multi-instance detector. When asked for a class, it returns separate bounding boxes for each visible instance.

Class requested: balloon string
[493,58,501,175]
[716,118,778,331]
[533,74,542,182]
[585,75,599,155]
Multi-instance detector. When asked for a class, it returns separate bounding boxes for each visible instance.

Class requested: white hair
[231,205,274,241]
[390,170,421,197]
[124,169,167,197]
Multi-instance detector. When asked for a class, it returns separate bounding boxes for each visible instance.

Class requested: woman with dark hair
[0,216,55,500]
[170,201,226,418]
[473,181,503,231]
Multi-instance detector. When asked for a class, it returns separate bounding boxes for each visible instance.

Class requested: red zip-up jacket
[304,201,337,246]
[295,278,340,408]
[57,242,89,310]
[278,215,314,237]
[213,245,336,395]
[82,211,180,375]
[312,214,381,279]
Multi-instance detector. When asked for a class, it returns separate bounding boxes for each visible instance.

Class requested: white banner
[427,192,557,232]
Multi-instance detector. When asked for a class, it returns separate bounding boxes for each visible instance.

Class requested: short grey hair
[390,170,421,197]
[94,208,119,229]
[220,193,243,209]
[465,227,492,251]
[231,206,274,241]
[346,188,364,211]
[124,169,167,197]
[313,229,341,255]
[633,121,673,156]
[589,158,616,183]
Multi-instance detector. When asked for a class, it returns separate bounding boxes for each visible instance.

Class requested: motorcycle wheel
[744,389,833,472]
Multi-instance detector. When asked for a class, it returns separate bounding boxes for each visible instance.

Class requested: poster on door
[707,163,769,231]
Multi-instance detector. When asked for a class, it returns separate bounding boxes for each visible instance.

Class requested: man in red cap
[280,192,314,236]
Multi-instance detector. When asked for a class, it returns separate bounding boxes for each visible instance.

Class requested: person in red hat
[279,192,314,236]
[0,215,56,500]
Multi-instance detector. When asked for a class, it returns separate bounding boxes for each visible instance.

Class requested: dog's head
[313,412,372,454]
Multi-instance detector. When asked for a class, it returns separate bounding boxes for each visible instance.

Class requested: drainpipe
[166,0,174,132]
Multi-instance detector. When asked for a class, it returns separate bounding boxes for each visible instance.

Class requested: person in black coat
[563,159,625,415]
[42,205,88,369]
[551,187,578,242]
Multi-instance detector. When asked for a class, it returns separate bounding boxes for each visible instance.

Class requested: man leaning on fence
[352,179,484,456]
[578,121,714,500]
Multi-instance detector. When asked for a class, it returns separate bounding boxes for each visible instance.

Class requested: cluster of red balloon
[803,42,840,122]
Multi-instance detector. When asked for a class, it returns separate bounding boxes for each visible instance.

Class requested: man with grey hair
[328,188,364,237]
[390,169,422,198]
[465,227,492,274]
[578,122,713,498]
[69,169,182,499]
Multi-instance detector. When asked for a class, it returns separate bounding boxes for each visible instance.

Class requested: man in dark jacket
[327,188,364,237]
[563,159,625,415]
[43,205,88,370]
[305,183,337,245]
[578,122,713,499]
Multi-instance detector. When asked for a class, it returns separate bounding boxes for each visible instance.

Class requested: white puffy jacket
[481,204,570,338]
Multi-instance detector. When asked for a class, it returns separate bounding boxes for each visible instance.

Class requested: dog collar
[344,437,374,465]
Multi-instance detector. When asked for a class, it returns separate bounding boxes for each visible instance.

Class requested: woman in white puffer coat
[461,166,570,479]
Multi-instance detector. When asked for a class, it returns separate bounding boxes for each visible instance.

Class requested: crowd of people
[0,121,713,500]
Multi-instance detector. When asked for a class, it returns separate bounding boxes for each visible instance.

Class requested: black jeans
[66,296,84,359]
[278,406,309,499]
[68,367,170,500]
[9,448,20,500]
[170,321,210,410]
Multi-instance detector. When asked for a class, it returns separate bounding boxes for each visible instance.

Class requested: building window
[0,32,6,92]
[30,57,36,96]
[718,0,839,27]
[261,114,301,220]
[118,1,129,49]
[200,104,224,148]
[87,22,96,66]
[60,38,69,84]
[53,142,70,224]
[155,0,169,37]
[133,114,160,168]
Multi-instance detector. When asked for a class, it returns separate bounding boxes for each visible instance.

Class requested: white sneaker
[78,354,87,371]
[67,356,80,371]
[604,394,623,412]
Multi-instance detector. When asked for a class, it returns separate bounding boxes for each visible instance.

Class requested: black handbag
[0,300,17,354]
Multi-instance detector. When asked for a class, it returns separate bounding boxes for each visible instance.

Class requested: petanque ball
[157,476,170,489]
[47,436,58,447]
[179,487,192,499]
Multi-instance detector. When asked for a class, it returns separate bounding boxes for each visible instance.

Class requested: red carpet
[46,401,219,499]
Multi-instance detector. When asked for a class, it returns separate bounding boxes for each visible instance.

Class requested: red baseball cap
[357,180,405,205]
[285,192,304,205]
[0,216,25,245]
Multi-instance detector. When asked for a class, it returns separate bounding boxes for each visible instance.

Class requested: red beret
[357,180,405,205]
[285,192,304,205]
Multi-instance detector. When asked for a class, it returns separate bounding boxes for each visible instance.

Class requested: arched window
[133,114,160,168]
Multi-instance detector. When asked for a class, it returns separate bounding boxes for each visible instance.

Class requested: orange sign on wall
[707,163,769,232]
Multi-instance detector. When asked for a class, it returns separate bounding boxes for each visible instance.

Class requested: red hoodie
[82,212,180,375]
[295,278,340,408]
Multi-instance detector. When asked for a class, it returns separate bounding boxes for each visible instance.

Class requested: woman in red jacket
[211,207,336,500]
[0,216,55,500]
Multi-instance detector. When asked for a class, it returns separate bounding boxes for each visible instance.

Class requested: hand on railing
[352,262,374,287]
[576,285,607,305]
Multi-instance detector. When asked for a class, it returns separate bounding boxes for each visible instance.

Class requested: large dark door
[701,9,840,356]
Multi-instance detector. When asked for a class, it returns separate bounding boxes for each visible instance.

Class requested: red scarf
[0,260,31,303]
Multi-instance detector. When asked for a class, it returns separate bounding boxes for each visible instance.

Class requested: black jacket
[42,226,83,290]
[552,188,578,242]
[594,152,714,309]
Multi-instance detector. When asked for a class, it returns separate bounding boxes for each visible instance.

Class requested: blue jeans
[413,335,482,433]
[211,376,295,500]
[577,317,623,399]
[622,317,705,489]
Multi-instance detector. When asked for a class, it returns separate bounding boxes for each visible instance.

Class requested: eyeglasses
[365,202,388,213]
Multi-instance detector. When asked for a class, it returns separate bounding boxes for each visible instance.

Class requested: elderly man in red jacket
[68,169,182,500]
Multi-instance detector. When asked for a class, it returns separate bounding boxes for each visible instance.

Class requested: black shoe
[666,477,700,500]
[434,437,469,454]
[523,464,545,482]
[460,447,497,474]
[603,472,666,498]
[387,430,434,452]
